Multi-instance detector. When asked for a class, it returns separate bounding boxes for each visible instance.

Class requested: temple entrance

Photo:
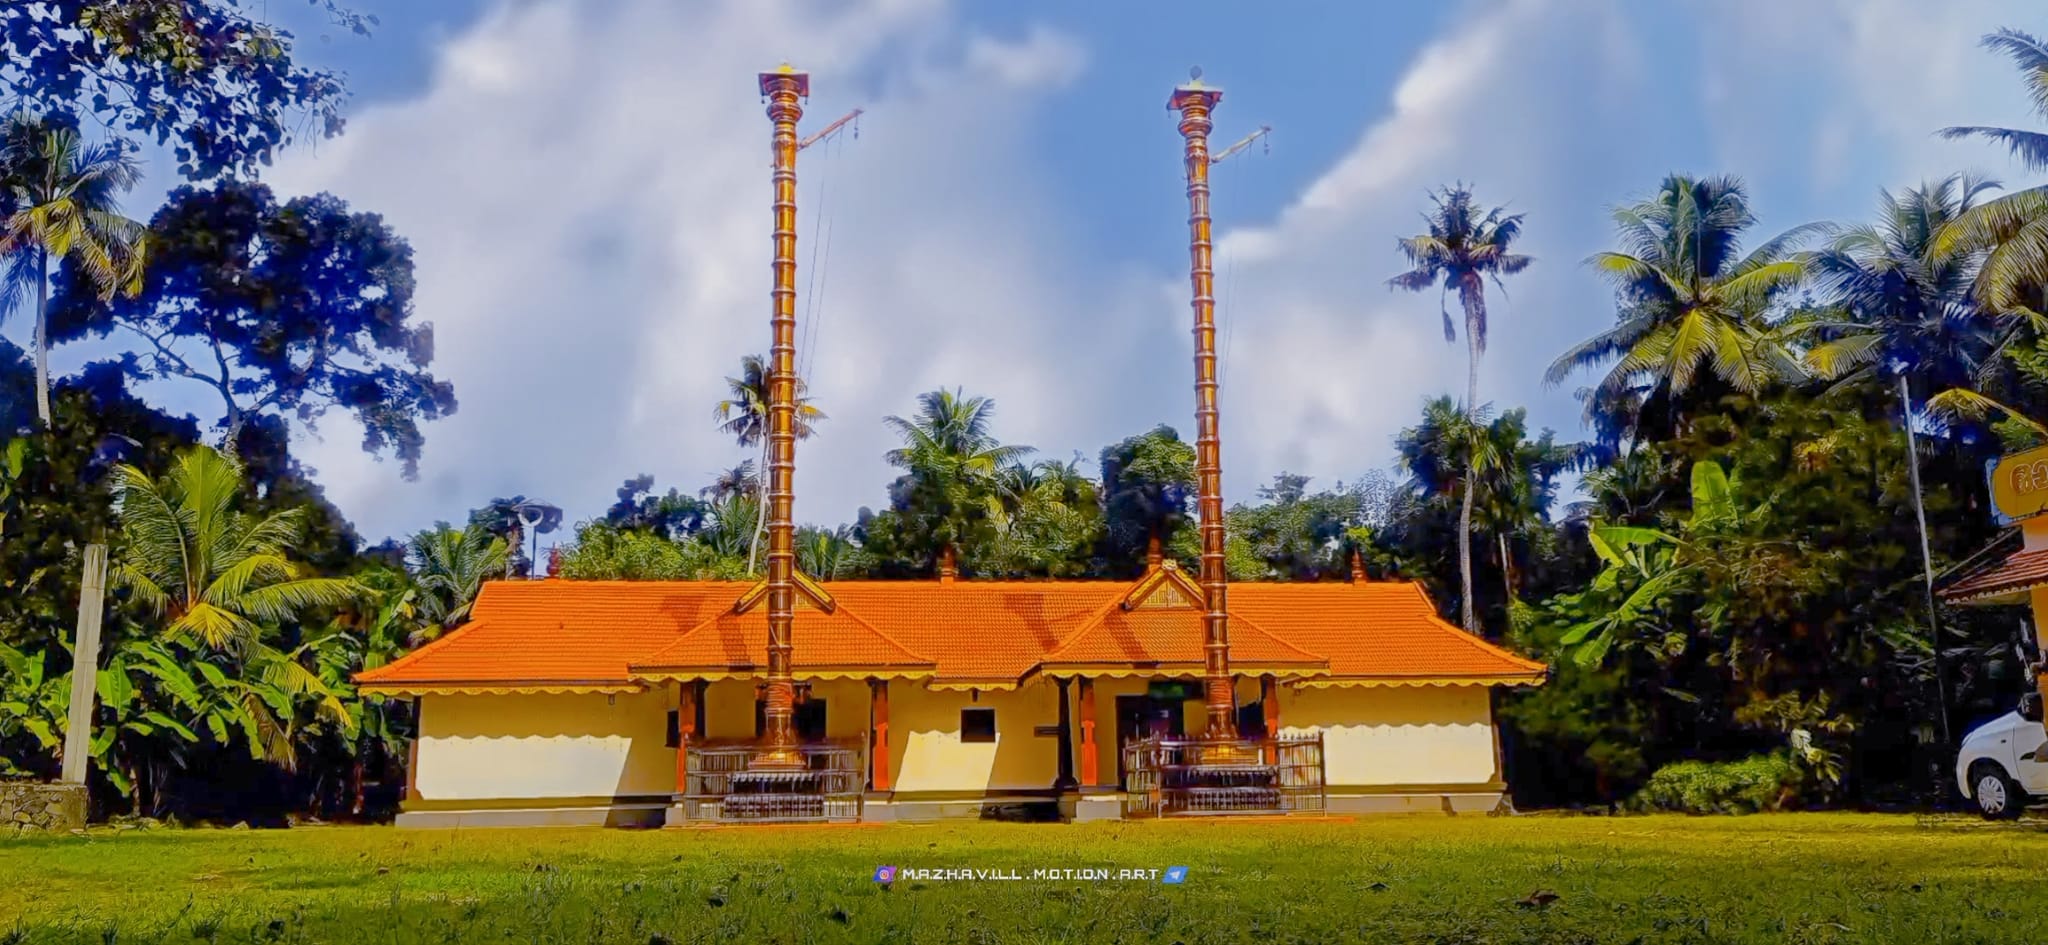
[753,695,828,743]
[1114,694,1184,788]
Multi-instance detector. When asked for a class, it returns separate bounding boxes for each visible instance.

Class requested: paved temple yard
[4,814,2046,944]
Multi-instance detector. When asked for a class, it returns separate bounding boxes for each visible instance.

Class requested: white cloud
[1184,0,1642,497]
[268,0,1160,542]
[1702,0,2042,202]
[259,0,2048,550]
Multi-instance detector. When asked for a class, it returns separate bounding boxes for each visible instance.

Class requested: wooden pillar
[869,678,891,792]
[675,680,698,795]
[1078,677,1099,787]
[405,696,422,803]
[1260,675,1280,765]
[1054,677,1077,791]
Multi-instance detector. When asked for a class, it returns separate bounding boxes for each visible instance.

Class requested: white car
[1957,693,2048,819]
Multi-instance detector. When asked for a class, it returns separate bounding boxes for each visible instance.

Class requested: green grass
[4,814,2046,944]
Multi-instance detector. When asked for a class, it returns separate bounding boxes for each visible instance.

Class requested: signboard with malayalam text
[1990,444,2048,524]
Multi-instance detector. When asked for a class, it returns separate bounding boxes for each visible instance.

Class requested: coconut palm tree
[1395,396,1505,632]
[111,445,364,653]
[1936,29,2048,350]
[712,353,826,573]
[0,114,148,425]
[884,388,1033,574]
[1941,28,2048,174]
[1388,184,1532,411]
[406,523,509,635]
[703,460,759,502]
[1548,174,1815,443]
[1800,175,2022,746]
[109,444,361,772]
[1388,184,1529,632]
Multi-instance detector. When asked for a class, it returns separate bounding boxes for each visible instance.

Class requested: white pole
[1899,374,1951,746]
[60,544,109,785]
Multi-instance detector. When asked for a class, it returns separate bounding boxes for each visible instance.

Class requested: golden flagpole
[1170,68,1243,753]
[753,63,809,770]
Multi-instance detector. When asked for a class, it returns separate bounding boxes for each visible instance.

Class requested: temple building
[356,64,1545,827]
[357,559,1547,826]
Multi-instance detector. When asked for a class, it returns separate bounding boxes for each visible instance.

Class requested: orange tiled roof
[1043,606,1326,671]
[631,604,935,678]
[1940,547,2048,603]
[1227,582,1545,681]
[356,572,1545,692]
[356,581,745,691]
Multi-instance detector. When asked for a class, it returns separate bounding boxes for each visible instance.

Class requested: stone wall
[1,780,87,833]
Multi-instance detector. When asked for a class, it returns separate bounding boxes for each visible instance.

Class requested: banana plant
[1557,461,1750,666]
[0,437,25,544]
[0,640,66,776]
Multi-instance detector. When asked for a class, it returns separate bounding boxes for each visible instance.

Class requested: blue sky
[28,0,2048,546]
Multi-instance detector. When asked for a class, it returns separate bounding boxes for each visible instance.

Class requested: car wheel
[1972,762,2025,820]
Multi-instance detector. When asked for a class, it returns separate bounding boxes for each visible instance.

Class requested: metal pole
[1899,373,1952,746]
[60,544,109,785]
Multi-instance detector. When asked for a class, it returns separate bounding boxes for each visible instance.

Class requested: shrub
[1628,753,1803,814]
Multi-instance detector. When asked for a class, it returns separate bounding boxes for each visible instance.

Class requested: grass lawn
[4,813,2046,944]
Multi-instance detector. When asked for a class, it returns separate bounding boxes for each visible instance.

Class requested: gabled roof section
[1041,604,1327,677]
[1119,562,1203,611]
[730,569,838,614]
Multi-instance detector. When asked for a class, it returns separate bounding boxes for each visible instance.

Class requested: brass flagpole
[1170,69,1242,752]
[753,63,808,770]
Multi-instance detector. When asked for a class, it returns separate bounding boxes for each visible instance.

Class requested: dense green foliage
[1628,753,1804,814]
[6,817,2048,943]
[49,180,457,475]
[0,0,363,181]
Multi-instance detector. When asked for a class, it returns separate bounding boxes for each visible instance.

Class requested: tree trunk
[747,435,771,574]
[1458,277,1485,634]
[1499,530,1514,609]
[1460,476,1477,633]
[33,249,51,426]
[349,756,366,817]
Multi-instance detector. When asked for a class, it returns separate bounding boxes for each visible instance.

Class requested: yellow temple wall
[887,681,1064,794]
[414,691,673,800]
[406,679,1504,807]
[1280,685,1498,787]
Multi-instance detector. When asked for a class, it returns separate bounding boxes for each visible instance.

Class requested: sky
[22,0,2048,548]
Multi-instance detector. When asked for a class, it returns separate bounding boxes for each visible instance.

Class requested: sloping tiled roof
[1940,547,2048,603]
[1043,606,1327,672]
[356,581,745,692]
[631,604,935,678]
[1227,582,1546,681]
[357,573,1546,692]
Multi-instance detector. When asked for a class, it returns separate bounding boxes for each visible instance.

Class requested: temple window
[961,707,997,743]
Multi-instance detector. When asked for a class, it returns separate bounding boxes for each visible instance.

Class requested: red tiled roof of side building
[1939,547,2048,603]
[356,580,748,690]
[1228,582,1546,682]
